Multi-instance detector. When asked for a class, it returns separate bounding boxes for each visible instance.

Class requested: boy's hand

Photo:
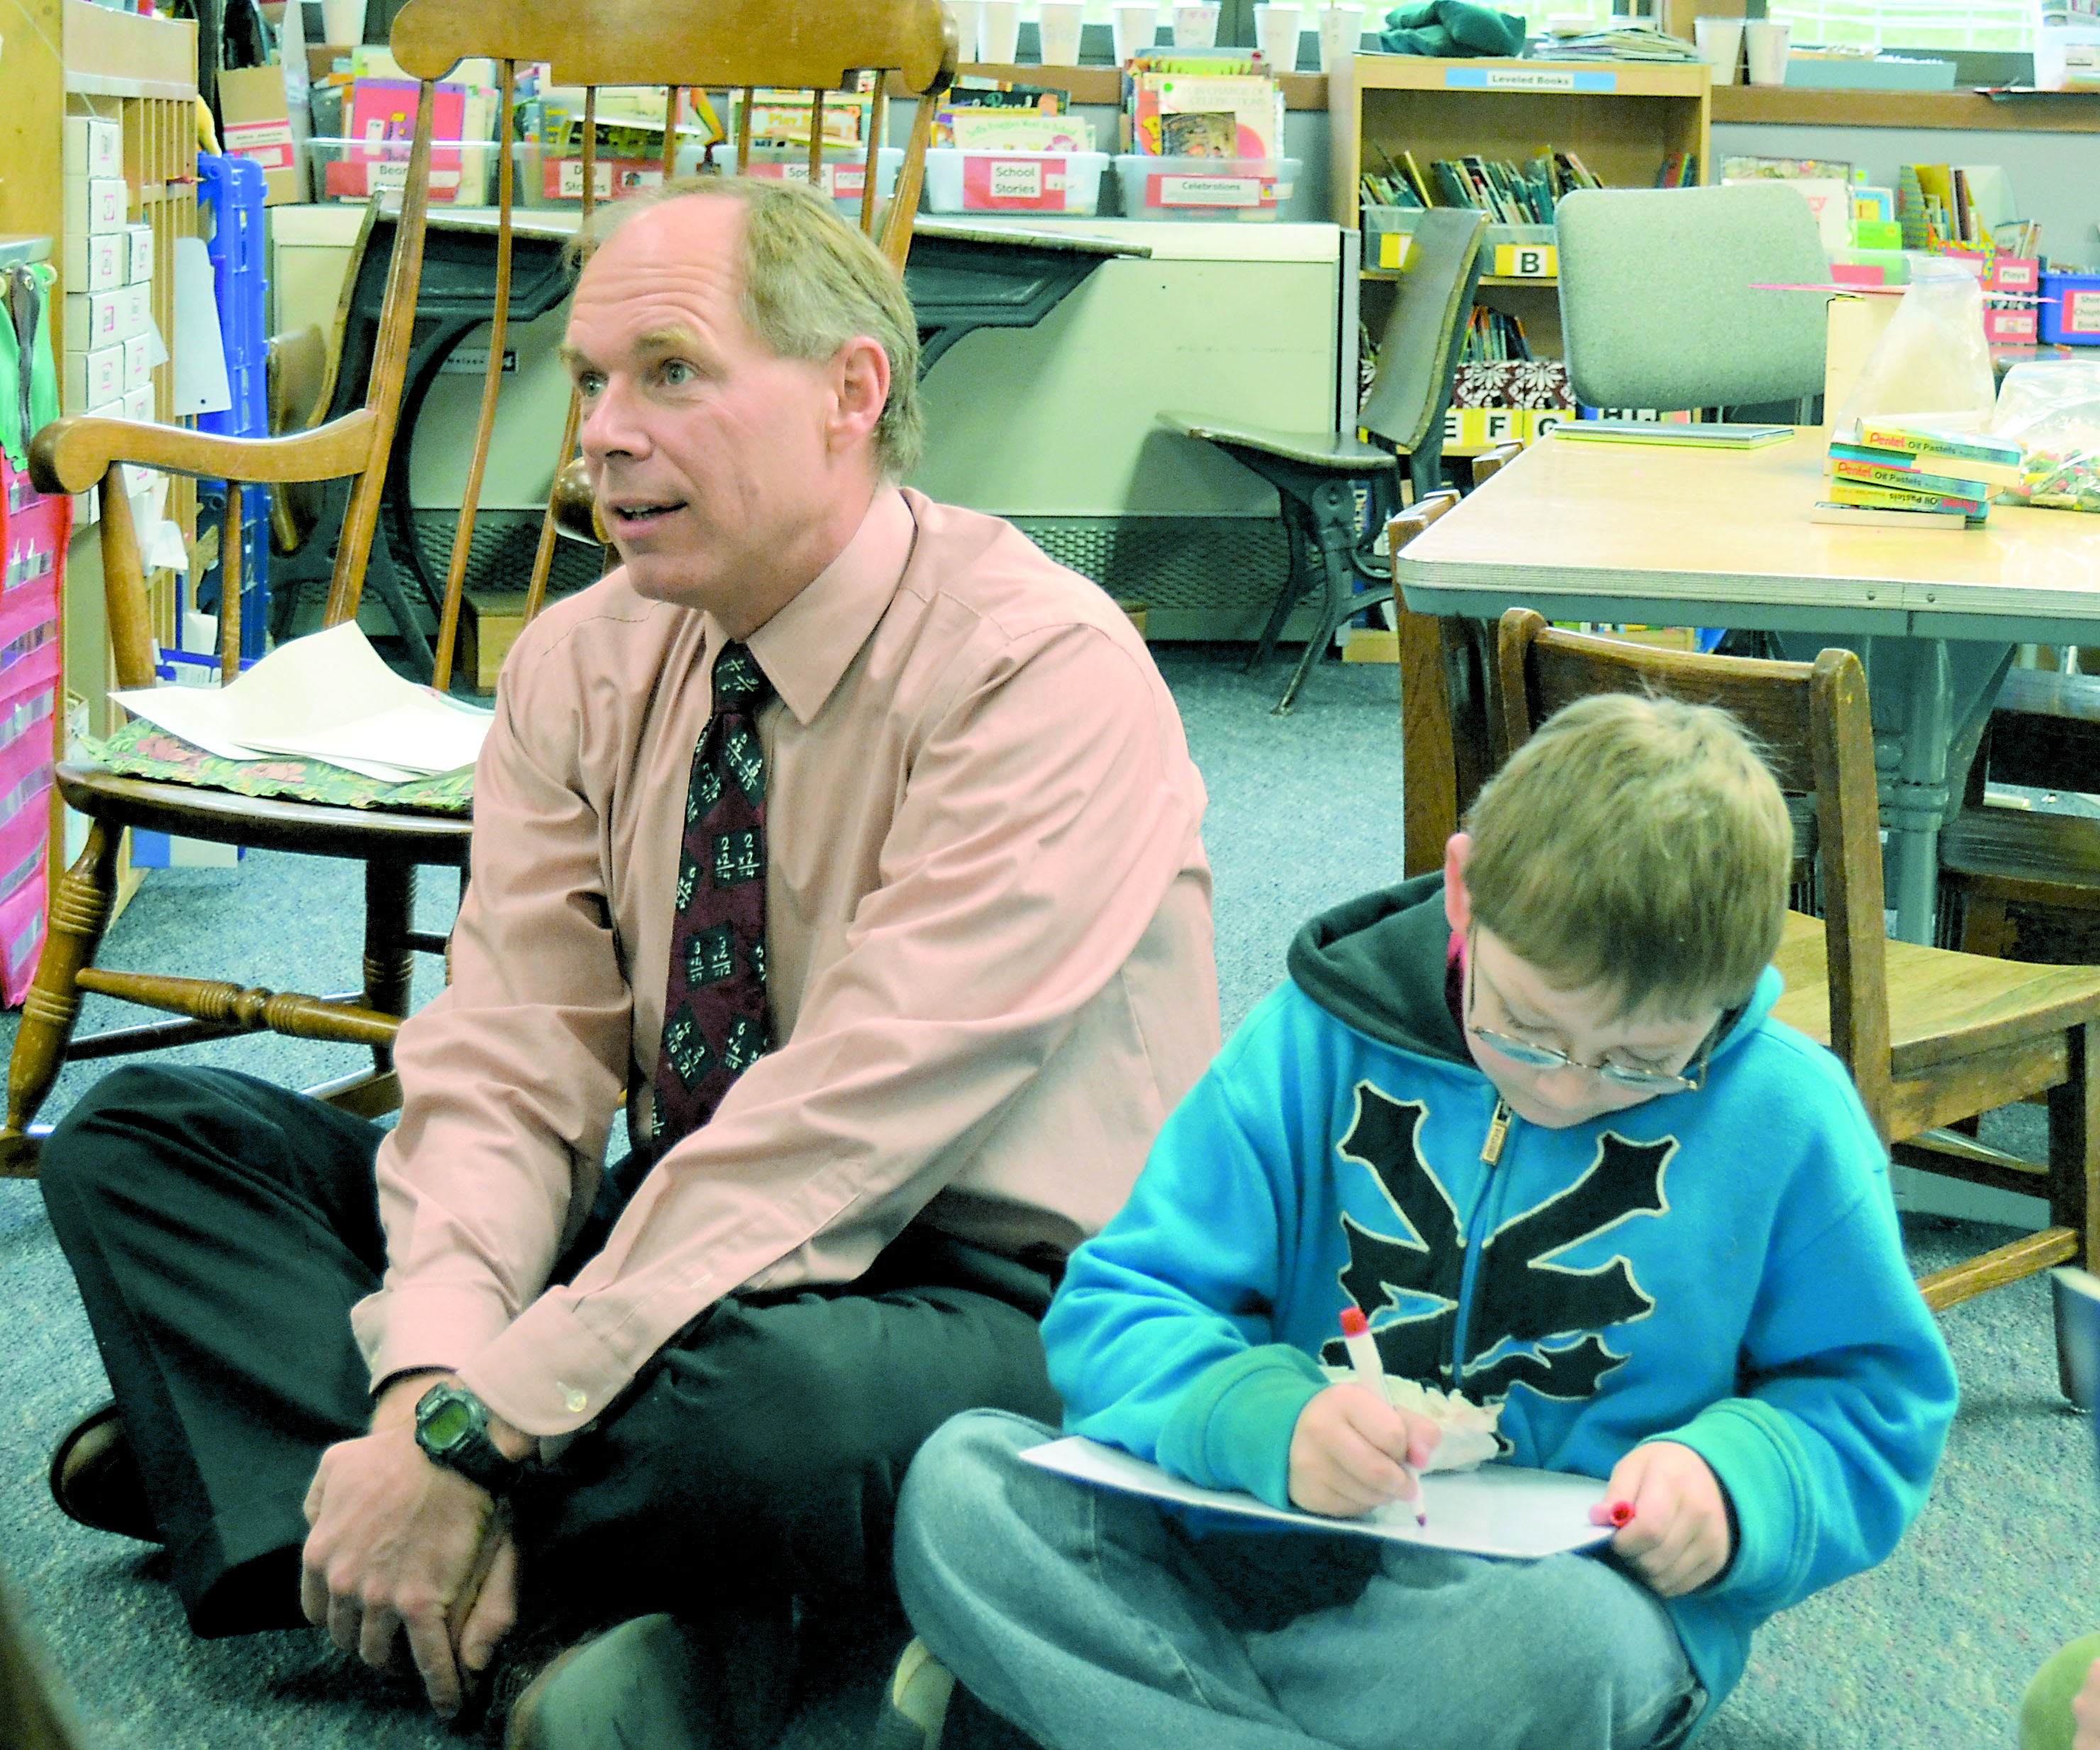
[1590,1441,1731,1597]
[1288,1384,1441,1519]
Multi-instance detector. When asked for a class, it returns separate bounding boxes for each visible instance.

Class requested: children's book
[1554,421,1795,450]
[1021,1436,1613,1561]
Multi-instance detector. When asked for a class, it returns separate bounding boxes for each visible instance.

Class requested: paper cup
[1317,4,1365,73]
[319,0,366,45]
[940,0,981,62]
[1744,18,1791,84]
[1693,16,1743,83]
[1173,2,1220,45]
[1111,0,1159,62]
[1038,0,1085,64]
[1255,3,1303,70]
[978,0,1021,62]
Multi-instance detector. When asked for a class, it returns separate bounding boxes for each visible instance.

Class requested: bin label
[2069,289,2100,335]
[1150,175,1269,208]
[1492,243,1557,277]
[963,156,1067,211]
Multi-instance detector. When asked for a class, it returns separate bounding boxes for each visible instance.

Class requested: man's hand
[299,1375,527,1718]
[1288,1384,1441,1519]
[1589,1441,1731,1597]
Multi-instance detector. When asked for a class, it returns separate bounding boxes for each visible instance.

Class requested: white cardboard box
[62,231,123,293]
[63,345,124,413]
[121,333,153,392]
[63,116,122,181]
[63,290,123,350]
[66,176,129,236]
[123,223,155,286]
[114,283,150,341]
[123,386,155,423]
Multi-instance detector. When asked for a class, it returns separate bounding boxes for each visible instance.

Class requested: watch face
[422,1398,473,1451]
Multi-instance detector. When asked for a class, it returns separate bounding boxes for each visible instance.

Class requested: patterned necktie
[646,639,775,1157]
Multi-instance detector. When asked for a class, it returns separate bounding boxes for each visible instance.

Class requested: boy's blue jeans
[895,1411,1704,1750]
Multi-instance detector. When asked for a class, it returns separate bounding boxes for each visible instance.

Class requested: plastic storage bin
[2039,270,2100,346]
[734,145,903,218]
[1115,155,1299,221]
[1360,209,1554,276]
[923,149,1109,215]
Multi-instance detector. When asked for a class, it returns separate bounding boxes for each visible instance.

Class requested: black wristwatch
[413,1383,527,1497]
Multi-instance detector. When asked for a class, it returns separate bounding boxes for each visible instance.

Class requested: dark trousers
[40,1064,1061,1653]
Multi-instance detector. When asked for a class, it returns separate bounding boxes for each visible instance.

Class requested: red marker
[1338,1308,1427,1527]
[1608,1500,1637,1529]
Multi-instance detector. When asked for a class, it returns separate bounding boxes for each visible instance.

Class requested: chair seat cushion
[76,719,474,819]
[1772,909,2100,1075]
[1156,411,1399,472]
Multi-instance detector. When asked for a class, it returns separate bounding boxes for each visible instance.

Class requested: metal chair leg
[1274,482,1359,715]
[1248,501,1312,675]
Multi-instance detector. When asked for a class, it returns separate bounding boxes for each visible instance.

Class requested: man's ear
[829,336,890,455]
[1442,832,1474,934]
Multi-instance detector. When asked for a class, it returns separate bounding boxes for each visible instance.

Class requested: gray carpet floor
[1,646,2094,1749]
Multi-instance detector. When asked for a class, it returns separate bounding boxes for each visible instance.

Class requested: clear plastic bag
[1830,265,1998,441]
[1990,358,2100,513]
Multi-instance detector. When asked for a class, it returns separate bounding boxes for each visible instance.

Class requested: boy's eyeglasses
[1464,931,1733,1095]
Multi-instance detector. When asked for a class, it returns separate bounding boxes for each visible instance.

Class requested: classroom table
[1392,427,2100,944]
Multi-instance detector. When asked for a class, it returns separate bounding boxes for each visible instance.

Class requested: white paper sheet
[111,621,492,777]
[1019,1437,1613,1561]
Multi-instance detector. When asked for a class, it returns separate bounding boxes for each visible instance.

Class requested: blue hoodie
[1042,873,1957,1733]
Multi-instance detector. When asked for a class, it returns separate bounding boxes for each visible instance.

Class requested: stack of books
[1813,423,2026,530]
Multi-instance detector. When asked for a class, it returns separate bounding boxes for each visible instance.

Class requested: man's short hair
[1462,692,1792,1018]
[568,176,924,479]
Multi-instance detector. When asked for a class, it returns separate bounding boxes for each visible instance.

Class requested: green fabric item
[2022,1633,2100,1750]
[1379,0,1525,55]
[79,718,475,816]
[1,262,63,470]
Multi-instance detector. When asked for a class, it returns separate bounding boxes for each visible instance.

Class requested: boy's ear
[1442,832,1474,934]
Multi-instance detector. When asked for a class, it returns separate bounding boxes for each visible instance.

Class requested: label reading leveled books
[962,156,1067,210]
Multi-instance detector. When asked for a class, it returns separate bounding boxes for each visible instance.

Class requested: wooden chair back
[1496,607,1895,1138]
[392,0,956,678]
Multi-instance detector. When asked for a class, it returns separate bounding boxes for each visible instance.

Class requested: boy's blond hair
[567,176,924,479]
[1463,692,1791,1018]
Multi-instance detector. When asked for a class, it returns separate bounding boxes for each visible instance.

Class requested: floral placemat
[77,721,474,817]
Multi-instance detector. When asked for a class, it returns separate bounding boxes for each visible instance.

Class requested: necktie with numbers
[646,638,776,1158]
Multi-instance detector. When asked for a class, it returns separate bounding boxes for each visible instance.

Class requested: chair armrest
[28,409,385,496]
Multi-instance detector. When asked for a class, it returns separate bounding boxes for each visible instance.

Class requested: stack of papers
[111,623,493,783]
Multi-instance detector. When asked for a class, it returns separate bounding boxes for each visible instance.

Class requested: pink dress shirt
[350,487,1219,1436]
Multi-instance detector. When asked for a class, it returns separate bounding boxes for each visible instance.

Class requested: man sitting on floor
[38,177,1217,1750]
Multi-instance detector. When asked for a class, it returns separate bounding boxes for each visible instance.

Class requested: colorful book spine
[1828,453,2003,501]
[1825,479,1989,516]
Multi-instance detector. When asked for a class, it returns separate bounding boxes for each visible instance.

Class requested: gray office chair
[1161,206,1488,714]
[1556,183,1830,420]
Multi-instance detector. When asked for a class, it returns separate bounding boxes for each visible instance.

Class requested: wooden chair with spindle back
[1,0,956,1174]
[1497,608,2100,1394]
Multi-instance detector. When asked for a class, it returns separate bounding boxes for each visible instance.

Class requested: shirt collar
[731,487,918,727]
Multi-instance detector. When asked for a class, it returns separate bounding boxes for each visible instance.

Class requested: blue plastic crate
[197,154,268,440]
[2039,270,2100,347]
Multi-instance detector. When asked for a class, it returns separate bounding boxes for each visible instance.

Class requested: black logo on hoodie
[1320,1082,1673,1404]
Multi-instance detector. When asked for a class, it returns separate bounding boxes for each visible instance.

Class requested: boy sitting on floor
[887,692,1959,1750]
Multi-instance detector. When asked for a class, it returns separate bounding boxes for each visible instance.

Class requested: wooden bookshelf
[1339,57,1708,453]
[1334,56,1712,236]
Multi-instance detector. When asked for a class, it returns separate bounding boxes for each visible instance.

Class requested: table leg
[1775,636,2013,945]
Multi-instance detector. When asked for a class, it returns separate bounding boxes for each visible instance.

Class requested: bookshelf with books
[1337,56,1711,453]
